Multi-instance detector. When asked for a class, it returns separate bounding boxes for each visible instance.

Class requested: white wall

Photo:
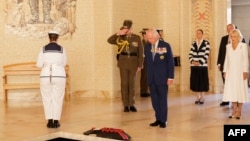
[232,4,250,45]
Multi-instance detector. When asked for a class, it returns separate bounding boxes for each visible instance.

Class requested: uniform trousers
[40,77,66,120]
[119,68,137,107]
[149,83,168,123]
[140,61,148,94]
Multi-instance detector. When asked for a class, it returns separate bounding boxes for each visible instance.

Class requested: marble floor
[1,91,250,141]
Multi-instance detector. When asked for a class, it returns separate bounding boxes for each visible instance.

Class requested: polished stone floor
[1,91,250,141]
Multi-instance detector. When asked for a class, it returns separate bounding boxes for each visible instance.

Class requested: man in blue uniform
[144,28,174,128]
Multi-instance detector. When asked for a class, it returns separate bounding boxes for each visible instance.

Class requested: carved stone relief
[192,0,211,41]
[4,0,77,39]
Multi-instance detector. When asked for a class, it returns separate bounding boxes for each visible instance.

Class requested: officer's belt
[120,52,137,56]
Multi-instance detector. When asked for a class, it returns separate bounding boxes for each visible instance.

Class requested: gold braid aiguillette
[116,36,129,54]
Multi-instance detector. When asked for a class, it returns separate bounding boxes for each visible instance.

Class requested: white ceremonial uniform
[36,43,67,120]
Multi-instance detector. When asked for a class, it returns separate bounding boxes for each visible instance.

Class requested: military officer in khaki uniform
[107,20,143,112]
[140,28,150,97]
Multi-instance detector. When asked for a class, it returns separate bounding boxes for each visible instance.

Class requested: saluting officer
[107,20,143,112]
[36,30,67,128]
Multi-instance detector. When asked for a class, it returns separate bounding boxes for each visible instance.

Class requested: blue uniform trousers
[149,83,168,123]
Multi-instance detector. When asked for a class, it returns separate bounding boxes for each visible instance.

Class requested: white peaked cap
[48,30,59,35]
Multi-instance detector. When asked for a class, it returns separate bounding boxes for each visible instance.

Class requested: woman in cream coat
[223,29,249,119]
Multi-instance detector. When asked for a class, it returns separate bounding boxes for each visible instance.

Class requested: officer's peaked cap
[120,20,133,30]
[156,28,163,32]
[140,28,149,34]
[48,30,59,35]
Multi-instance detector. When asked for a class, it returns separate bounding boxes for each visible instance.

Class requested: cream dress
[222,42,249,103]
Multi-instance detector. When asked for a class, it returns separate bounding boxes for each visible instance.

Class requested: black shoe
[150,120,161,126]
[130,106,137,112]
[140,93,150,97]
[199,101,204,104]
[195,100,199,104]
[53,120,60,128]
[124,106,129,112]
[47,119,53,128]
[220,102,229,106]
[159,122,166,128]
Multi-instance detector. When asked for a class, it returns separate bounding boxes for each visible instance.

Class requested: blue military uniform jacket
[144,40,174,85]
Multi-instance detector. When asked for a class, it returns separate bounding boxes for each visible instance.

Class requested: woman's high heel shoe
[236,113,241,119]
[199,100,204,104]
[228,113,237,119]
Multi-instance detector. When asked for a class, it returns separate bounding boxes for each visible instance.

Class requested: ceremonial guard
[140,28,150,97]
[107,20,143,112]
[36,30,67,128]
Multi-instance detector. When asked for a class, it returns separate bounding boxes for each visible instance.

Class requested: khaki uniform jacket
[107,33,144,69]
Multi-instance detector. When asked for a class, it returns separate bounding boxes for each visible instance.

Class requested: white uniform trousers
[40,77,66,120]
